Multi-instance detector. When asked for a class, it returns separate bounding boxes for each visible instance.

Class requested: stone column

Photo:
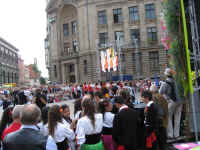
[62,63,66,84]
[75,62,78,83]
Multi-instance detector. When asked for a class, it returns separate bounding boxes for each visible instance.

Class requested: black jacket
[3,128,48,150]
[144,103,164,136]
[112,107,139,150]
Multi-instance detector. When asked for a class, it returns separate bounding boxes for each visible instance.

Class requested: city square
[0,0,199,150]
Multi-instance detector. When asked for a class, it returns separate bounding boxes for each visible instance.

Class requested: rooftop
[0,36,19,52]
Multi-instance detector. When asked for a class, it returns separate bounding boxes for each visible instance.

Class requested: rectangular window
[115,31,124,45]
[132,53,136,72]
[69,64,75,72]
[98,10,107,24]
[149,51,159,71]
[130,29,140,44]
[84,60,87,74]
[54,65,57,78]
[72,40,78,52]
[120,53,125,62]
[132,53,136,62]
[64,42,70,55]
[113,8,123,24]
[71,21,77,35]
[63,24,69,36]
[129,6,139,22]
[99,32,108,48]
[147,27,157,42]
[145,4,156,20]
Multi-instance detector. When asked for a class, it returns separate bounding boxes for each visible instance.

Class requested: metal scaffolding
[188,0,200,141]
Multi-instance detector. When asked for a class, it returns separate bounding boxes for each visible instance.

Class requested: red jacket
[2,122,21,140]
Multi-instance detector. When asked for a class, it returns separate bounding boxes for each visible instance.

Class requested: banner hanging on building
[100,48,118,72]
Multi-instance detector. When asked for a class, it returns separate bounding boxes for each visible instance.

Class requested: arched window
[3,71,5,84]
[8,72,10,83]
[11,72,14,83]
[15,73,17,83]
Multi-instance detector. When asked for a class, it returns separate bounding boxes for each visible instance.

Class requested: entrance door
[69,75,76,83]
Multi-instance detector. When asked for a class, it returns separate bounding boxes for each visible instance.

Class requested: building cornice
[46,0,58,13]
[0,37,19,52]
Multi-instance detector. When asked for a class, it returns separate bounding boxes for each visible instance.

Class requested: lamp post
[133,37,140,79]
[96,39,101,82]
[116,35,123,81]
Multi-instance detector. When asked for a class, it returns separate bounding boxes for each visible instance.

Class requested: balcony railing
[60,49,79,59]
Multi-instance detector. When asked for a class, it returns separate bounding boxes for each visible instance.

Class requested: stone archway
[59,4,79,83]
[59,4,78,55]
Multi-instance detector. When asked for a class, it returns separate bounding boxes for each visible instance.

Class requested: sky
[0,0,48,77]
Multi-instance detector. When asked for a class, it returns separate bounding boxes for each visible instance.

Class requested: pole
[117,36,123,81]
[134,38,140,78]
[96,39,101,81]
[86,0,91,50]
[180,0,197,141]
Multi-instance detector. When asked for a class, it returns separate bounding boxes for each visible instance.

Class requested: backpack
[165,80,177,101]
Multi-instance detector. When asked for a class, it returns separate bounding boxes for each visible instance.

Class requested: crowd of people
[0,68,184,150]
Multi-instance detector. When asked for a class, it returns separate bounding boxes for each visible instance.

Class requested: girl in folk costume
[74,98,83,120]
[48,105,76,150]
[75,97,104,150]
[37,106,49,136]
[98,100,116,150]
[141,90,162,150]
[61,104,76,150]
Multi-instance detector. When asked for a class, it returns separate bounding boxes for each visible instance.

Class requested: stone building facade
[0,37,19,85]
[45,0,168,83]
[18,57,25,84]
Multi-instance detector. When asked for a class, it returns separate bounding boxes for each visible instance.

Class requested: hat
[164,68,172,76]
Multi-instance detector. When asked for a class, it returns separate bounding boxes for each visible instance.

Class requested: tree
[29,64,41,78]
[39,77,46,85]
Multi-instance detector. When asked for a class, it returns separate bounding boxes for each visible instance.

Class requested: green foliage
[163,0,189,97]
[163,0,180,36]
[30,64,40,73]
[30,64,41,77]
[39,77,46,85]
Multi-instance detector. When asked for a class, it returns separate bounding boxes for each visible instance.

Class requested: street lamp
[133,37,141,78]
[116,34,123,81]
[95,39,101,82]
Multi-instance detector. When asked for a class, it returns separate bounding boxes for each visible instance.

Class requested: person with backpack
[159,68,183,140]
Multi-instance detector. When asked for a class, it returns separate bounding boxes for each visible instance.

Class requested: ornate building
[0,37,19,84]
[45,0,168,83]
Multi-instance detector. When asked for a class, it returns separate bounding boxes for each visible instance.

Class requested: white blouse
[76,113,103,145]
[74,111,82,120]
[37,122,48,136]
[62,118,70,128]
[103,112,115,128]
[62,119,76,150]
[53,122,75,143]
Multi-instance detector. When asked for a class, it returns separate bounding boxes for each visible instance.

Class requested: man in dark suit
[141,90,166,150]
[3,104,57,150]
[112,96,139,150]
